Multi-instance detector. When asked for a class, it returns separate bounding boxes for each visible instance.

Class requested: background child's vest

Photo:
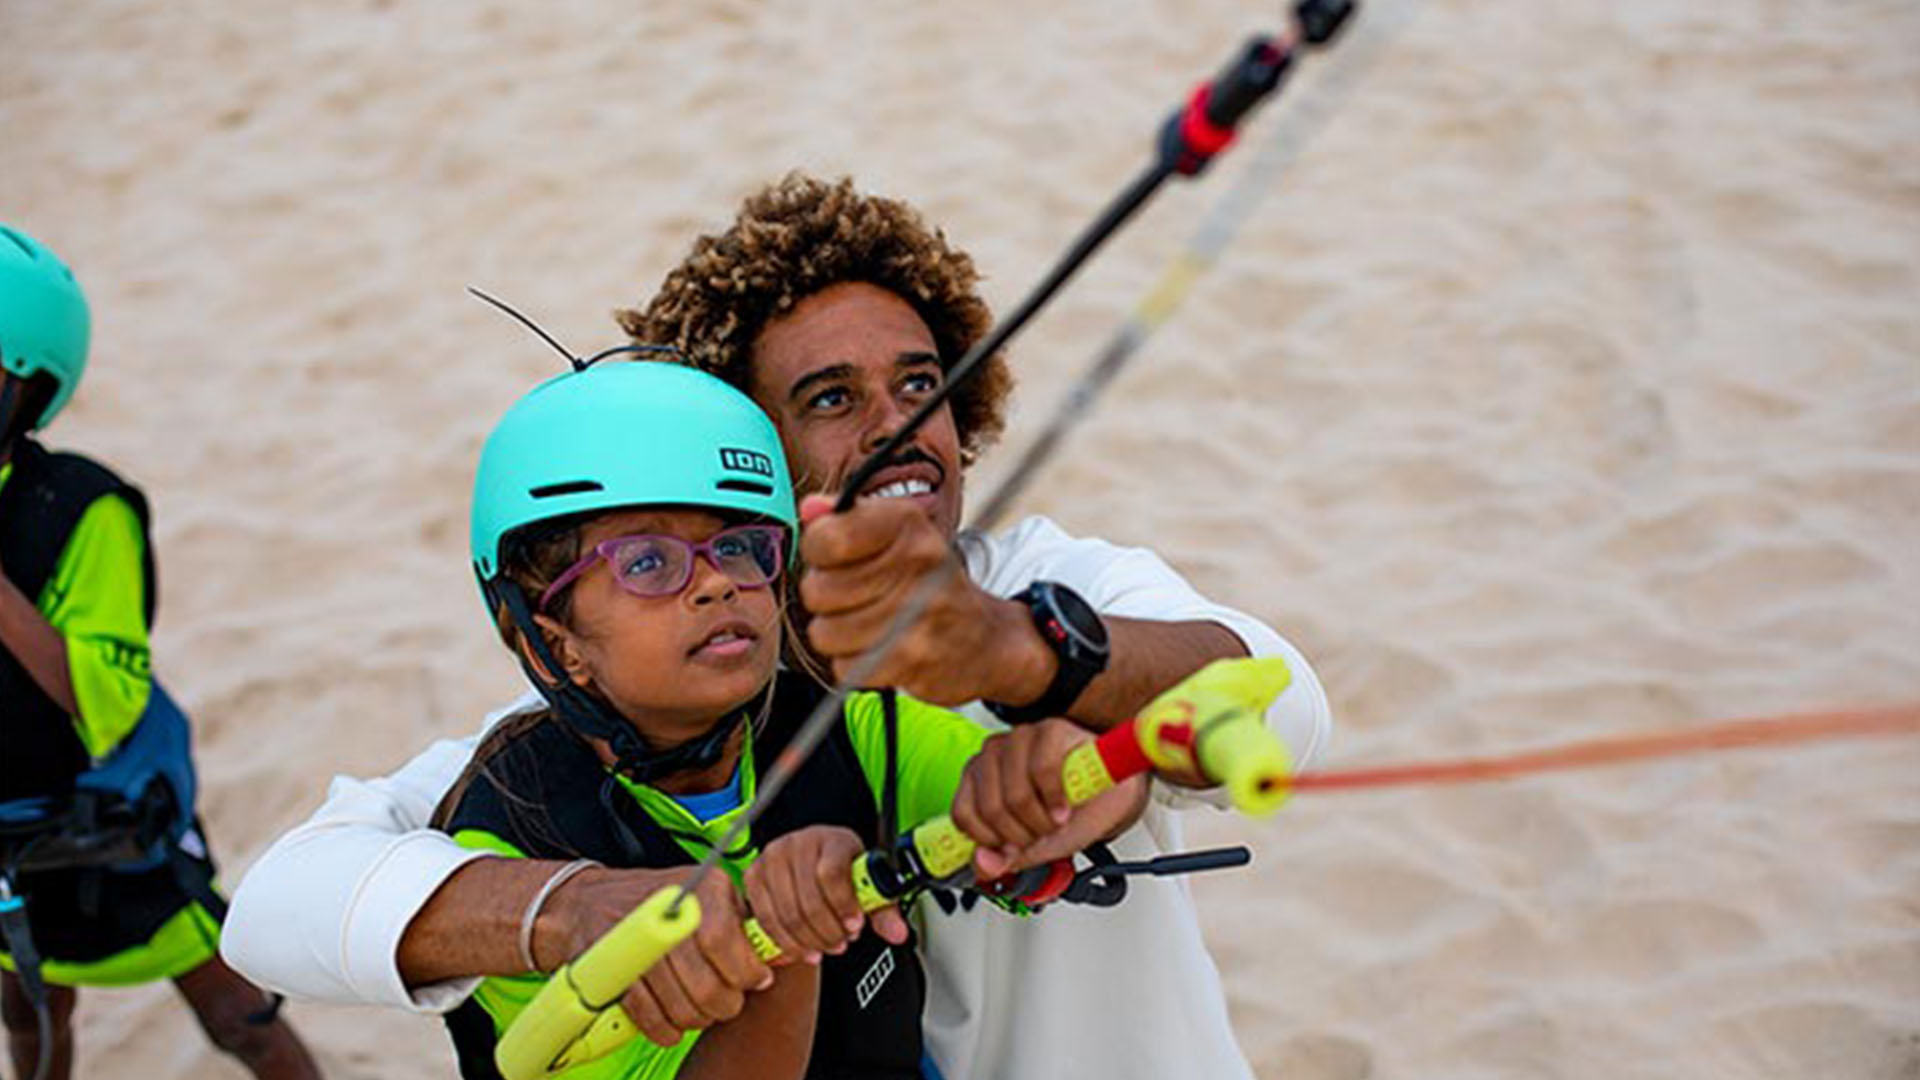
[0,438,155,802]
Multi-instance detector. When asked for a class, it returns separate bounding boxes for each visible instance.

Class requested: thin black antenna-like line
[466,285,586,371]
[581,343,686,368]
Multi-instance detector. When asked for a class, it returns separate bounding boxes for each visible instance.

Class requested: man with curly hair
[224,174,1331,1079]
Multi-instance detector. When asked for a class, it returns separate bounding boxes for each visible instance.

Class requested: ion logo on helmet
[719,447,776,478]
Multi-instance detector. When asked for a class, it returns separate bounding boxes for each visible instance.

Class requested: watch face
[1046,582,1110,651]
[988,581,1110,724]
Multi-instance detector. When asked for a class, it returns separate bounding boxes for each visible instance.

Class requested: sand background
[4,0,1917,1077]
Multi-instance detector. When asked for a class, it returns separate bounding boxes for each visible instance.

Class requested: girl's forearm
[679,962,819,1080]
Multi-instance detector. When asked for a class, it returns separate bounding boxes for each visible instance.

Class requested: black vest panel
[440,674,923,1080]
[1,439,155,802]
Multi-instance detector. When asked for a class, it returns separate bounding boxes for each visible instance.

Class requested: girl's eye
[622,551,667,577]
[711,534,749,559]
[902,371,941,396]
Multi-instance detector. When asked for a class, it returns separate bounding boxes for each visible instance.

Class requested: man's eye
[806,386,852,412]
[902,371,941,396]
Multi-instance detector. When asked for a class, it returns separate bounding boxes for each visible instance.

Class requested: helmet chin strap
[0,379,21,460]
[489,576,752,784]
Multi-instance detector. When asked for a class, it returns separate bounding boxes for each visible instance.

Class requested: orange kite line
[1287,703,1920,793]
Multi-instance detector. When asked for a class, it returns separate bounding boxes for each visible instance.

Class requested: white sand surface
[4,1,1916,1077]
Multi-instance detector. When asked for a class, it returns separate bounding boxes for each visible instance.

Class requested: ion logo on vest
[854,946,896,1010]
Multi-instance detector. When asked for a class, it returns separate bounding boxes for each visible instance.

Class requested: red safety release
[1093,718,1154,783]
[1017,859,1077,906]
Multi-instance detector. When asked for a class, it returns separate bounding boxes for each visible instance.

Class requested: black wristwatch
[986,581,1110,725]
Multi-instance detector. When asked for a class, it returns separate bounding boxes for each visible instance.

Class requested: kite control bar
[495,657,1294,1077]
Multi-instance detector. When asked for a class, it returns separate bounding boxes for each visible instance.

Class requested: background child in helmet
[437,358,1079,1079]
[0,225,321,1078]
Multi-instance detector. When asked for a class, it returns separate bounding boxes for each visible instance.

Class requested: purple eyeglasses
[539,524,788,612]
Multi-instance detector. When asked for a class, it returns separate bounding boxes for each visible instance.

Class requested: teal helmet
[471,358,794,782]
[471,359,796,583]
[0,225,90,430]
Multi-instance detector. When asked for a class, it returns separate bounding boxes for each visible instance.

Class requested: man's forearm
[0,575,76,713]
[1065,617,1248,730]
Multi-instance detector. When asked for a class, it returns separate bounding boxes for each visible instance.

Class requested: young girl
[437,358,1009,1079]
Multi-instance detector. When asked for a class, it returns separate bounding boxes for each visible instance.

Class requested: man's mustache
[814,446,947,501]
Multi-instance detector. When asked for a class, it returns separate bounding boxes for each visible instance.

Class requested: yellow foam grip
[1138,657,1295,816]
[1061,741,1118,804]
[495,887,701,1080]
